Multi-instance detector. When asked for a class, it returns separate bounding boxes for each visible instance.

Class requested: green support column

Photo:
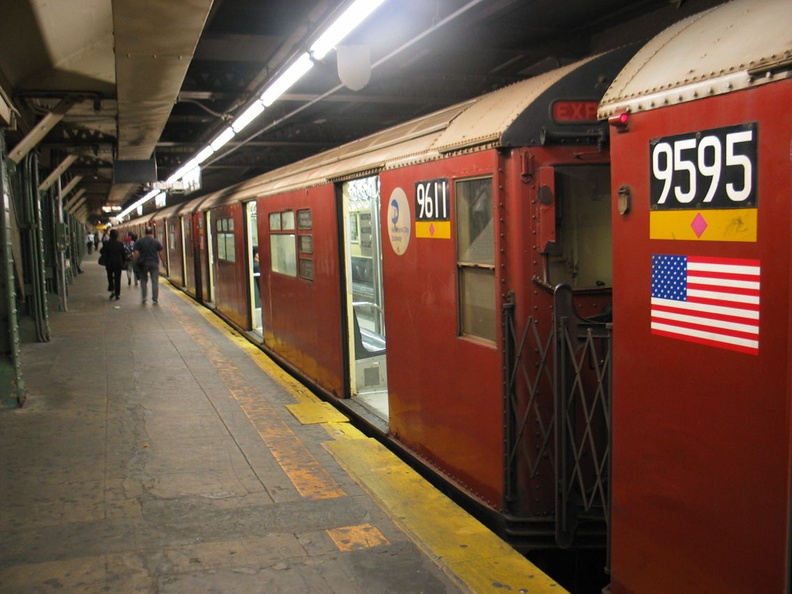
[0,133,25,407]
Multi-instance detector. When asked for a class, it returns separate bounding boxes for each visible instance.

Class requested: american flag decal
[650,255,760,355]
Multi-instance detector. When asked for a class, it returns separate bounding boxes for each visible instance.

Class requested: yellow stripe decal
[649,208,757,242]
[415,220,451,239]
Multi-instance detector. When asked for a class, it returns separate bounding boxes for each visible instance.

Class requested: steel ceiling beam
[8,97,79,164]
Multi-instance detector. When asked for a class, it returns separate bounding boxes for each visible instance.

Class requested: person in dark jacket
[133,226,163,305]
[100,228,127,300]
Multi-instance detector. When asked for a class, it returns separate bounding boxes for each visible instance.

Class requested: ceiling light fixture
[119,0,388,221]
[210,128,235,151]
[310,0,386,60]
[260,53,314,106]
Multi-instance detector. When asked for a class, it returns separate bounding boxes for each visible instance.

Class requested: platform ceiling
[0,0,726,223]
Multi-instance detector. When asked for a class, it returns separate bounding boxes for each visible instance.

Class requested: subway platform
[0,256,565,593]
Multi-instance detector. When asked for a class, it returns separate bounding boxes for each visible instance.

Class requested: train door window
[548,166,612,288]
[298,213,314,282]
[269,211,296,277]
[342,175,389,422]
[246,202,262,334]
[180,218,189,289]
[297,209,312,230]
[281,210,295,230]
[168,222,177,257]
[216,217,235,262]
[456,176,496,342]
[205,211,216,303]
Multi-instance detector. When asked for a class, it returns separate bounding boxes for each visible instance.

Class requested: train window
[456,177,496,342]
[216,217,236,262]
[282,210,295,230]
[299,258,314,280]
[270,234,297,277]
[348,213,360,243]
[297,209,312,229]
[269,213,281,230]
[548,166,612,288]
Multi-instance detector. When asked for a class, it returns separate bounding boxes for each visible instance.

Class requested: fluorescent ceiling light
[195,146,214,164]
[261,53,314,106]
[179,157,201,175]
[117,189,159,220]
[310,0,386,60]
[163,0,387,191]
[167,164,191,184]
[232,101,265,133]
[211,128,236,151]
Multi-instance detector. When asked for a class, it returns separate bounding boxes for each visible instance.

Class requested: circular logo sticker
[387,187,411,255]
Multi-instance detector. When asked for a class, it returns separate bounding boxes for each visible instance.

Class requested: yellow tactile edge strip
[325,437,566,593]
[167,284,567,593]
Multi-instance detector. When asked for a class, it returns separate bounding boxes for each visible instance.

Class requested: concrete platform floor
[0,256,564,593]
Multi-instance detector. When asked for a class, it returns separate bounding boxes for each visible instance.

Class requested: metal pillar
[54,178,68,311]
[0,132,26,407]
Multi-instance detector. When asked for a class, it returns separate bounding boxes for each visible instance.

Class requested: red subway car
[599,0,791,591]
[120,0,792,587]
[125,45,637,555]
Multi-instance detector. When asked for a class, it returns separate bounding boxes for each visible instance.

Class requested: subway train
[121,0,791,591]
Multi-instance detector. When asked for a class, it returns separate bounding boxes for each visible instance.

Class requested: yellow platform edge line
[324,438,568,593]
[286,401,349,425]
[168,285,565,591]
[322,422,367,441]
[168,286,317,405]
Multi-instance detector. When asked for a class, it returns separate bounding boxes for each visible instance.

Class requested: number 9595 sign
[650,123,757,210]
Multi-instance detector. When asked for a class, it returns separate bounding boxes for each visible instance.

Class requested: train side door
[182,216,194,293]
[205,210,216,304]
[341,176,389,421]
[246,201,262,334]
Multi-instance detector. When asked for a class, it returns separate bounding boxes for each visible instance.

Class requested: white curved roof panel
[599,0,792,118]
[192,47,636,209]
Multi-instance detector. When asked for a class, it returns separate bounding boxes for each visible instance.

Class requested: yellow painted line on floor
[166,285,562,590]
[286,401,349,425]
[325,437,568,593]
[164,290,345,501]
[326,523,390,552]
[322,422,367,441]
[232,390,347,500]
[168,286,318,405]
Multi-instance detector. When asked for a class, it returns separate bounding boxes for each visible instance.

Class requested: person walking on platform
[134,227,163,305]
[99,229,126,301]
[123,232,138,286]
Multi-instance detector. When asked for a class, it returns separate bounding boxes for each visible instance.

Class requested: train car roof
[599,0,792,118]
[194,48,633,211]
[124,212,156,227]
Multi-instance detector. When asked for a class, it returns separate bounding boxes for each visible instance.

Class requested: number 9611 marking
[650,123,757,210]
